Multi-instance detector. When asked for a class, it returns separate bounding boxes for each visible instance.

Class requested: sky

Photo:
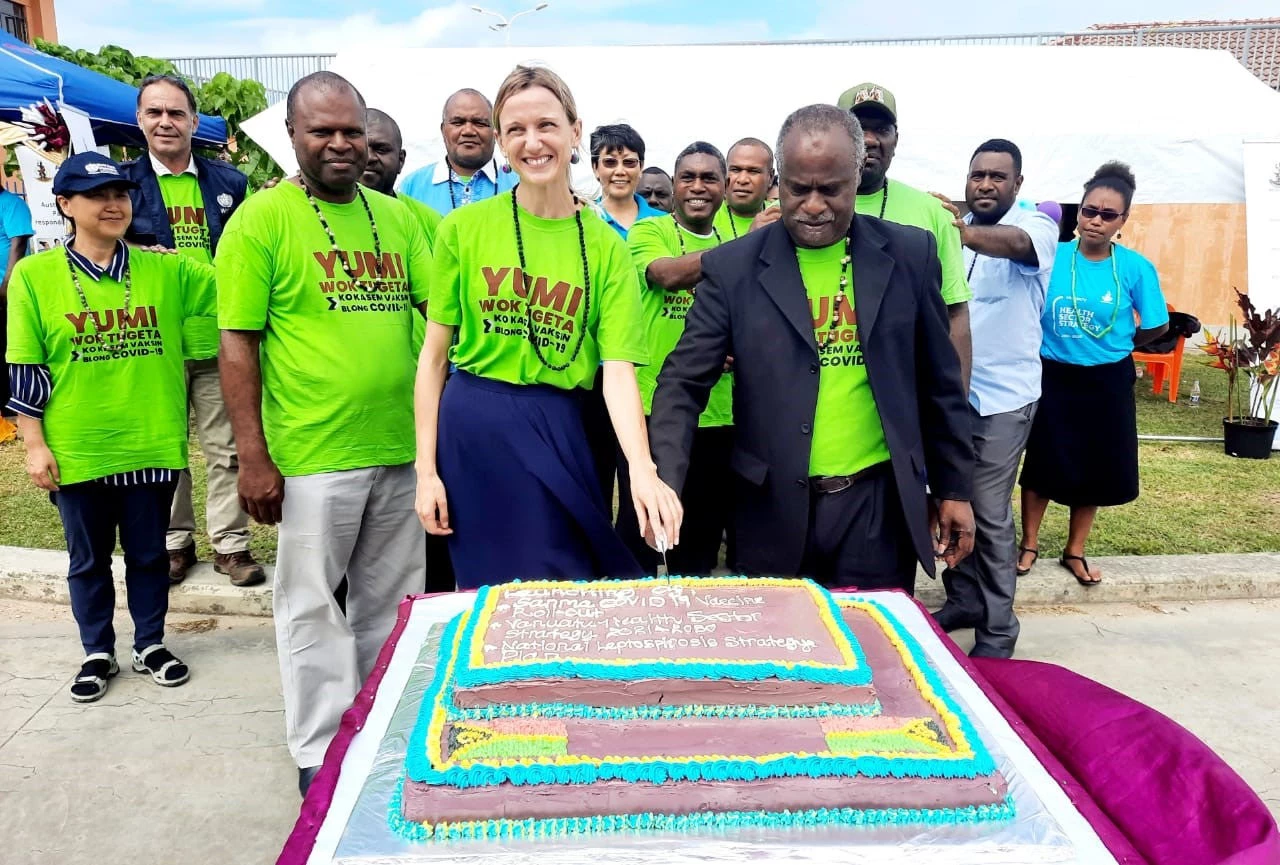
[54,0,1280,57]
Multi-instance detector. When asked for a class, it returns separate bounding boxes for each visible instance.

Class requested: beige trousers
[273,463,426,768]
[167,359,251,554]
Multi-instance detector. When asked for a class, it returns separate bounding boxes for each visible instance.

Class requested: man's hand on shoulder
[749,207,783,232]
[928,191,972,247]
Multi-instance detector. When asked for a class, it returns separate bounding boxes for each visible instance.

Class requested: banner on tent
[1242,140,1280,446]
[14,146,65,252]
[60,103,108,156]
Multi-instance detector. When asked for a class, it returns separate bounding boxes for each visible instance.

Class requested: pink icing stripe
[867,589,1146,863]
[276,591,474,865]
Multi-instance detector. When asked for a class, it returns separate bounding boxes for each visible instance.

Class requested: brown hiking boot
[215,550,266,587]
[168,543,197,585]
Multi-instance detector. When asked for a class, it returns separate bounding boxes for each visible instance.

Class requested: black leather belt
[809,461,890,495]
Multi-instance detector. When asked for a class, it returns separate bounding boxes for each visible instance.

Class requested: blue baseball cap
[52,152,139,196]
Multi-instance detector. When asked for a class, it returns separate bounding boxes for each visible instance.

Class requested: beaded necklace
[448,159,498,211]
[876,181,889,218]
[1068,239,1122,339]
[301,181,385,288]
[724,208,753,240]
[510,188,591,372]
[824,236,854,333]
[64,244,130,313]
[672,213,722,254]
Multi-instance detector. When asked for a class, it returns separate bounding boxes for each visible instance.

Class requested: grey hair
[775,104,866,176]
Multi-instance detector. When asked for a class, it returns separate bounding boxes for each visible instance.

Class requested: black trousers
[616,424,734,576]
[797,463,917,594]
[580,367,618,511]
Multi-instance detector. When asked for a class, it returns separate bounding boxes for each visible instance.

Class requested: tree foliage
[33,38,281,188]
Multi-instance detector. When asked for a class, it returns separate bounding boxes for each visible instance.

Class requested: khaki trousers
[273,462,425,768]
[167,359,251,554]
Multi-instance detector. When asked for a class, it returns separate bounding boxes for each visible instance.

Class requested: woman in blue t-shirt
[1017,162,1169,587]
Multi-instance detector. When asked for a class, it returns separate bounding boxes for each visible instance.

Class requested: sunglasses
[1080,206,1126,223]
[598,156,641,170]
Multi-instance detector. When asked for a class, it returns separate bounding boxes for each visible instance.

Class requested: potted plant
[1202,289,1280,459]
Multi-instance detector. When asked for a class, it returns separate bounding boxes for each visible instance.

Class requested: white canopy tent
[240,42,1280,206]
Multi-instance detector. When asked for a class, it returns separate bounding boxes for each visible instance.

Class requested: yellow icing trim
[845,600,976,760]
[467,577,859,672]
[826,718,953,756]
[426,610,469,769]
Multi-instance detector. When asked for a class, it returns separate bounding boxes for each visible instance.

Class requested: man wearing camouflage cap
[838,83,972,386]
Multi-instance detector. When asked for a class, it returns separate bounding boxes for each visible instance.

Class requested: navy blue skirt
[438,371,643,589]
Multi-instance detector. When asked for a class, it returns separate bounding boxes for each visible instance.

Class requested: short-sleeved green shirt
[5,247,215,484]
[856,178,971,306]
[428,192,647,390]
[628,215,732,426]
[158,173,218,360]
[217,182,432,477]
[797,240,890,477]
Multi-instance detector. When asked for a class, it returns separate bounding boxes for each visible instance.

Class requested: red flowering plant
[1202,288,1280,425]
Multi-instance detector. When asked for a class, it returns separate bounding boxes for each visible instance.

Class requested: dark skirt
[438,371,643,589]
[1020,357,1139,507]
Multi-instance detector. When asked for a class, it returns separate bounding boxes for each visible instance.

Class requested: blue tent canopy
[0,32,228,148]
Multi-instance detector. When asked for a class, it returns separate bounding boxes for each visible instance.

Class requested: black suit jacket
[649,215,973,577]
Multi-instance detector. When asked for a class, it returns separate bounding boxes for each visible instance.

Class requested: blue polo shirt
[596,193,665,239]
[1040,241,1168,367]
[397,159,516,216]
[0,189,33,280]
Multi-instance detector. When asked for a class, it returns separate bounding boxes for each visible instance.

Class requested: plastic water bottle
[1135,364,1144,379]
[1190,380,1201,407]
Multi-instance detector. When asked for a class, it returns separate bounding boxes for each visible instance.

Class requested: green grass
[1,354,1277,561]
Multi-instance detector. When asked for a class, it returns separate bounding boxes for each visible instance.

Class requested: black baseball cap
[52,152,139,196]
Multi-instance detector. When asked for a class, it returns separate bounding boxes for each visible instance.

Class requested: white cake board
[299,592,1118,864]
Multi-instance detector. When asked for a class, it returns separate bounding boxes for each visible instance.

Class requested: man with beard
[619,142,732,574]
[217,72,433,795]
[649,106,974,592]
[714,137,780,240]
[636,167,673,212]
[398,88,516,214]
[838,83,973,387]
[931,139,1058,658]
[359,107,454,594]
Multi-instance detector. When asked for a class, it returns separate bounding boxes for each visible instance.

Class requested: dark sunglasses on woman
[1079,205,1126,222]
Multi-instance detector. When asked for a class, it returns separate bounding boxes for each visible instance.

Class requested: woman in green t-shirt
[6,153,212,702]
[415,65,683,588]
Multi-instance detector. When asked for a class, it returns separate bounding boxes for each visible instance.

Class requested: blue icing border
[404,597,998,787]
[388,776,1017,842]
[454,577,873,689]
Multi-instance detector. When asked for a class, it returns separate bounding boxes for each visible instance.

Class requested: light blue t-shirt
[1040,241,1169,367]
[0,189,33,280]
[397,159,517,216]
[967,203,1059,415]
[596,193,666,239]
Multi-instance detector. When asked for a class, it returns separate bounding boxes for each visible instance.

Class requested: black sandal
[1016,546,1039,576]
[1060,553,1101,587]
[70,653,119,703]
[132,644,190,687]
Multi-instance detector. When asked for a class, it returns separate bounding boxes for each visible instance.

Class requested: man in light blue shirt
[932,139,1058,659]
[0,185,33,429]
[397,88,516,215]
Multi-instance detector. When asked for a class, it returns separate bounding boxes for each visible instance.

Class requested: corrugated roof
[1053,18,1279,88]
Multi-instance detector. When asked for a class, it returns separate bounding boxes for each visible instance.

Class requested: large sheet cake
[390,577,1013,841]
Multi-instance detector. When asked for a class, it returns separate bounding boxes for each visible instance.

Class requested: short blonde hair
[492,65,580,134]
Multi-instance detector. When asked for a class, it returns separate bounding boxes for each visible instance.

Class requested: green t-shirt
[797,240,890,477]
[428,192,647,390]
[158,173,218,360]
[856,178,972,306]
[217,182,432,476]
[628,215,732,427]
[397,193,444,356]
[713,204,755,242]
[5,247,215,485]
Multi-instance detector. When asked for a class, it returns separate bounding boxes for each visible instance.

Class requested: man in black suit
[649,104,975,592]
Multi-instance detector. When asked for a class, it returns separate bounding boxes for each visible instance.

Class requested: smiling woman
[414,65,683,591]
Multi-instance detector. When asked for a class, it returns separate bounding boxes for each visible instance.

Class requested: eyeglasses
[599,156,641,170]
[1079,206,1126,223]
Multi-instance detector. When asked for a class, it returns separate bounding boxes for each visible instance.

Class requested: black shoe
[970,644,1014,660]
[298,765,321,797]
[931,606,979,633]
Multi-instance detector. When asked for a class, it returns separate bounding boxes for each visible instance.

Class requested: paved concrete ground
[1,598,1277,864]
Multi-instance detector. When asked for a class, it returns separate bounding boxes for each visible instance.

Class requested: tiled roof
[1051,19,1279,88]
